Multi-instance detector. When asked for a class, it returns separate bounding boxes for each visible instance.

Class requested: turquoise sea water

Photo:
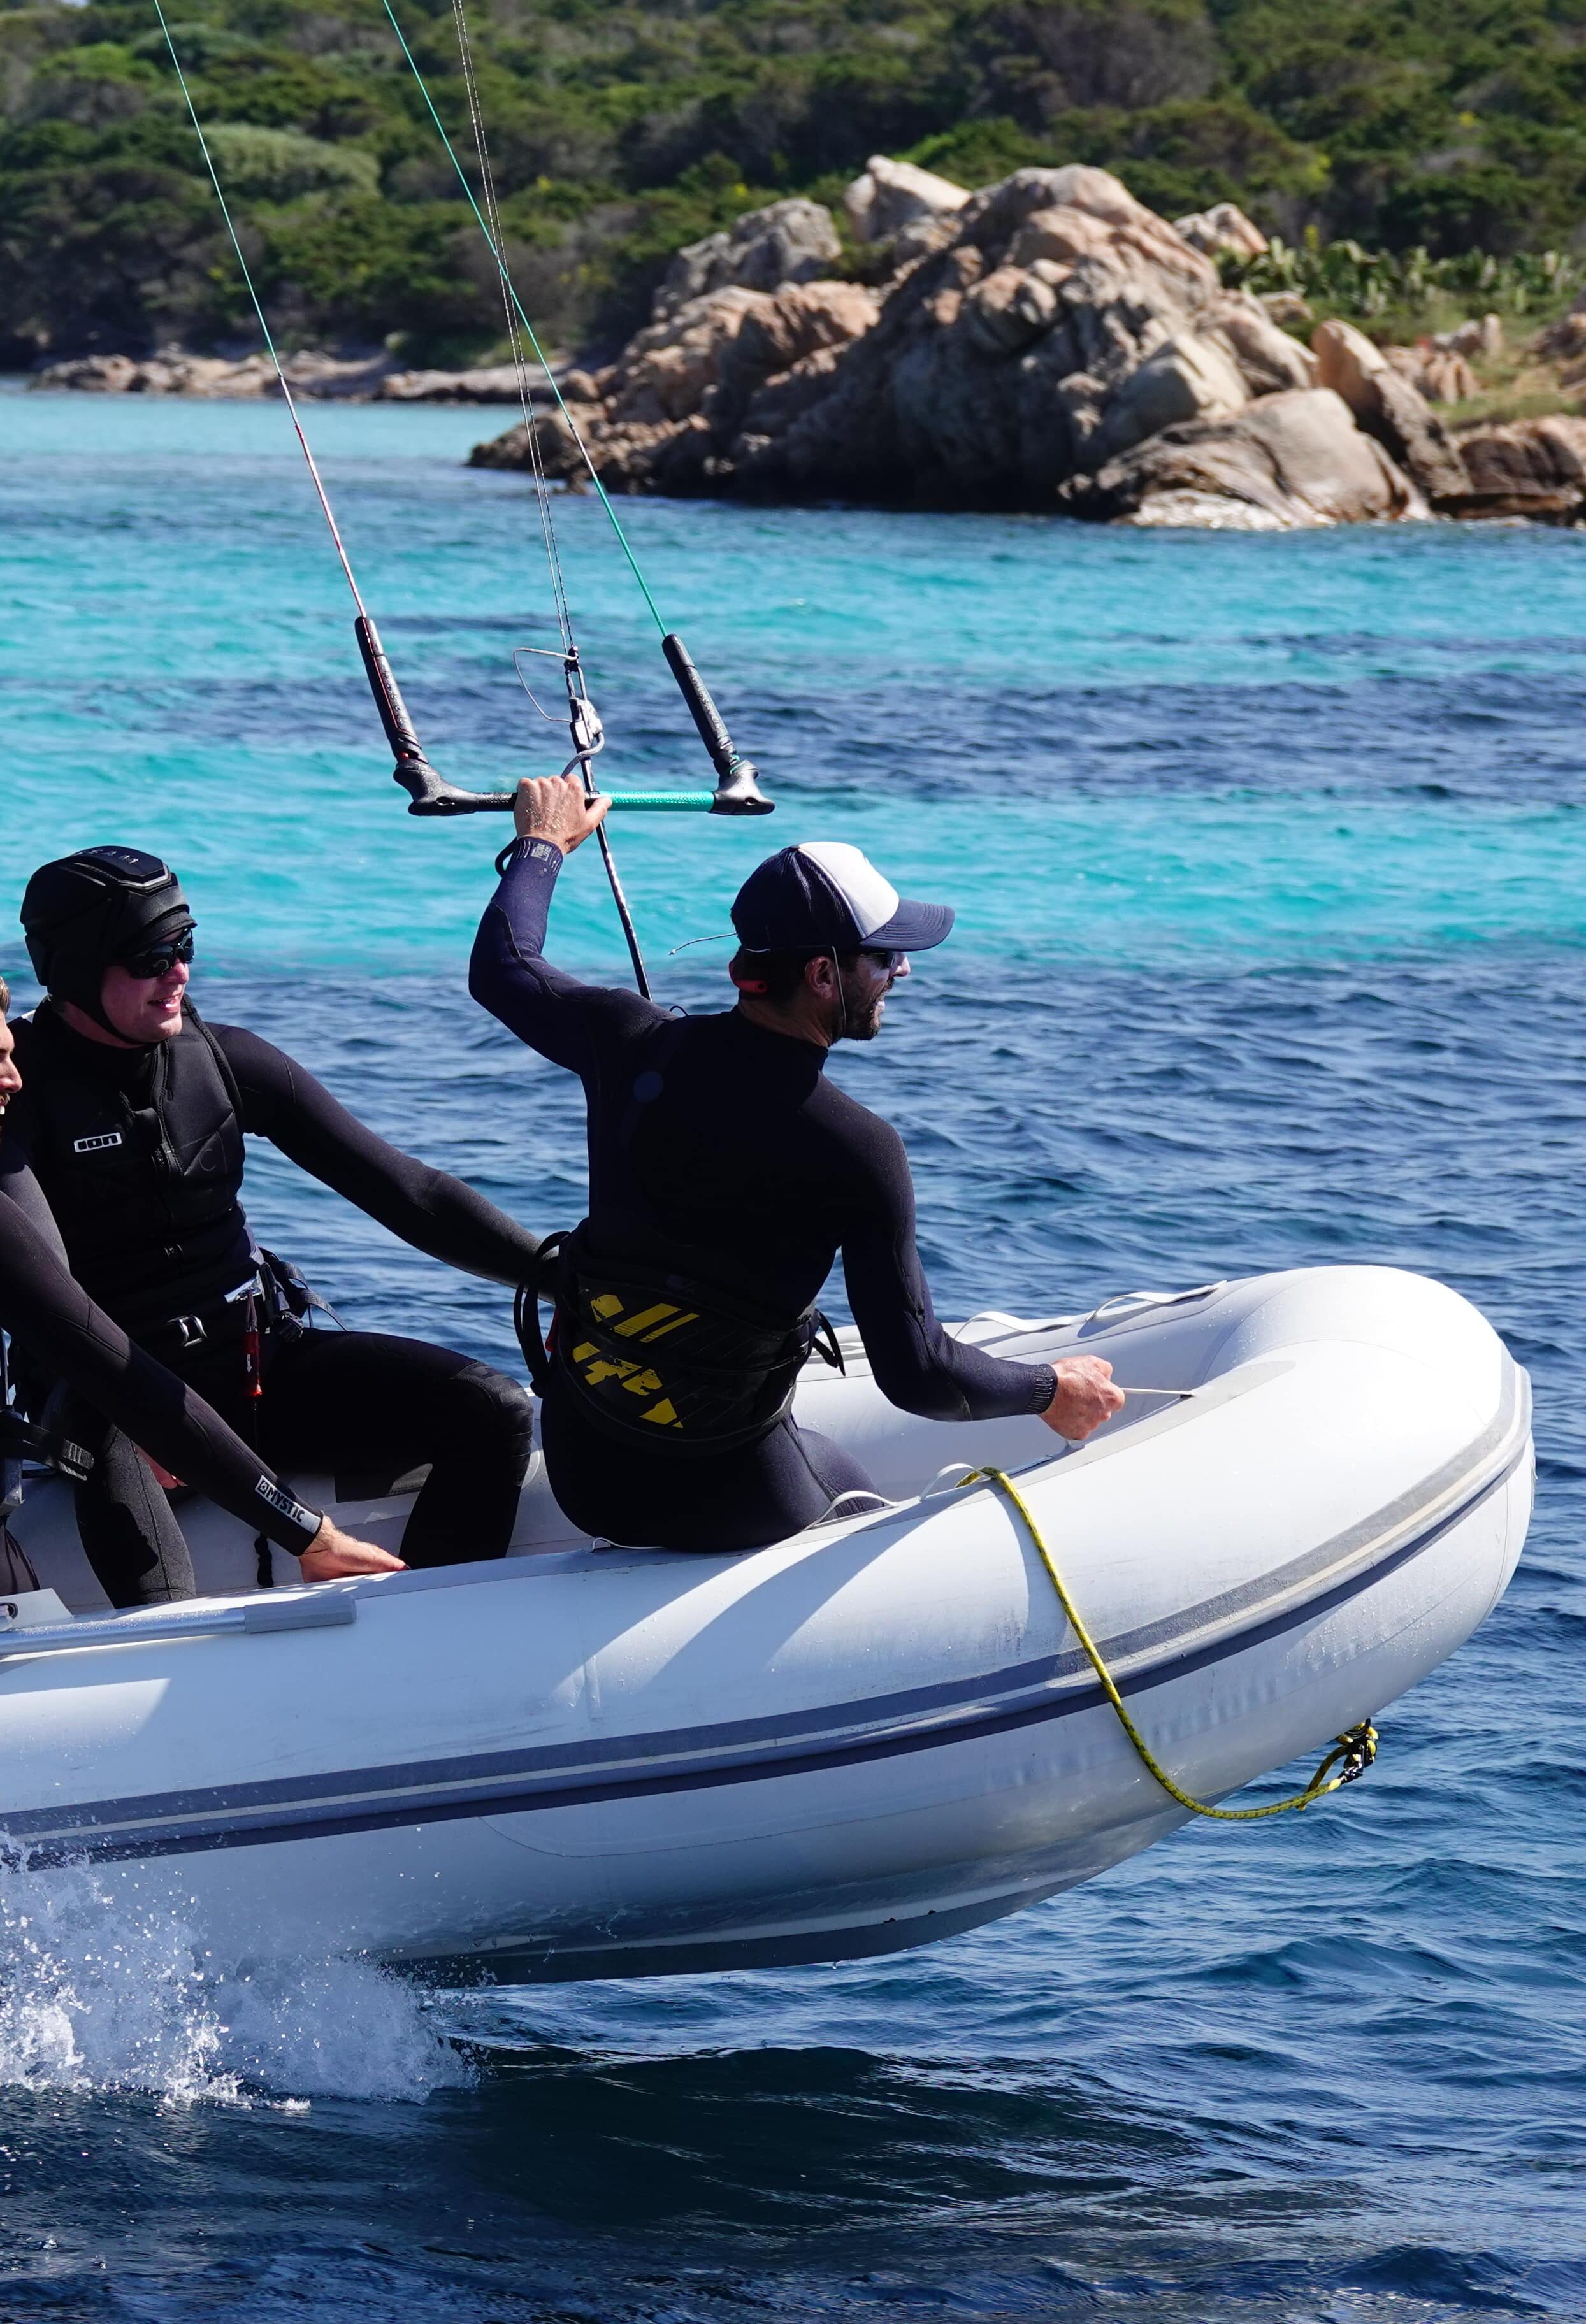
[1,387,1583,2321]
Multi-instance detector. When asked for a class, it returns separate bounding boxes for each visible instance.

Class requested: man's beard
[836,977,886,1041]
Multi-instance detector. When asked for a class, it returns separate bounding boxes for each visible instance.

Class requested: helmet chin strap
[50,961,128,1044]
[51,961,170,1048]
[53,993,134,1045]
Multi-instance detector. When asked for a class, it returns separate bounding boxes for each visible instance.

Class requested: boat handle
[1086,1282,1228,1323]
[0,1591,357,1661]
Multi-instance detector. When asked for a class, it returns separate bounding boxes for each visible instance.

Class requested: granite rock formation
[653,199,843,322]
[470,272,879,493]
[1382,344,1479,404]
[1171,202,1269,261]
[1309,319,1469,502]
[471,165,1373,518]
[844,155,971,268]
[1058,389,1425,529]
[1439,415,1586,520]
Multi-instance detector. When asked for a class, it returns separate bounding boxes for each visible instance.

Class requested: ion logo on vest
[71,1131,124,1155]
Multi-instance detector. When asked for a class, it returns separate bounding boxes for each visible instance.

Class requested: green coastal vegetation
[4,0,1586,366]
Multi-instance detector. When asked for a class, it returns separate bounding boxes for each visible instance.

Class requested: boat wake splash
[0,1840,471,2106]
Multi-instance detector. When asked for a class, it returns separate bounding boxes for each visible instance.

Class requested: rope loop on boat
[959,1466,1379,1821]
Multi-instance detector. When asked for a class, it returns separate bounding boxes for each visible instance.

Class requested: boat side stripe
[0,1433,1526,1867]
[3,1361,1529,1824]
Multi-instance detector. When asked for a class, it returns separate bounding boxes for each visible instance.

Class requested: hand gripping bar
[356,617,774,818]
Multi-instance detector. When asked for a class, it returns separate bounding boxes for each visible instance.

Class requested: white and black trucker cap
[730,841,955,955]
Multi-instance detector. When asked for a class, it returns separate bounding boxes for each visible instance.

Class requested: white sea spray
[0,1841,471,2106]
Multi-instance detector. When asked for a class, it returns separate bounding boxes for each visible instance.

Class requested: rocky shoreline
[466,158,1586,527]
[28,156,1586,525]
[27,349,544,403]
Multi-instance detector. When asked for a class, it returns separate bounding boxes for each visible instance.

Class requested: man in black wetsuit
[470,775,1123,1554]
[0,976,399,1595]
[4,847,538,1607]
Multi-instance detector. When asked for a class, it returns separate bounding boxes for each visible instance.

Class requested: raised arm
[469,776,662,1075]
[212,1024,542,1288]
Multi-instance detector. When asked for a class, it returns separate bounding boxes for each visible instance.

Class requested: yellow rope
[960,1467,1378,1821]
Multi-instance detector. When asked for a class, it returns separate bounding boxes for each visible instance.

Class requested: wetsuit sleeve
[839,1121,1057,1423]
[0,1128,69,1265]
[210,1026,541,1288]
[468,839,665,1074]
[0,1195,322,1553]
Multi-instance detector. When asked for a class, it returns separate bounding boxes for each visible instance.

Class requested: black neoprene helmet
[20,847,194,1032]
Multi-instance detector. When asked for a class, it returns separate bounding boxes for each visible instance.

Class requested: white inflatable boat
[3,1264,1530,1981]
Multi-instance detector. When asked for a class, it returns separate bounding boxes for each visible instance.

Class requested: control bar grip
[662,633,774,816]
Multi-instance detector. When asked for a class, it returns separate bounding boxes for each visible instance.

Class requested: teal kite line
[380,0,670,640]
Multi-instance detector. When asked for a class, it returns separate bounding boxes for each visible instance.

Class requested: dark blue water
[0,389,1582,2321]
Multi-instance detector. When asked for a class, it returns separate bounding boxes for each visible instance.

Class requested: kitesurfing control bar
[357,613,774,818]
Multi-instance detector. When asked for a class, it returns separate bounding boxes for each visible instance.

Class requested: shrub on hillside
[6,0,1586,359]
[203,124,378,203]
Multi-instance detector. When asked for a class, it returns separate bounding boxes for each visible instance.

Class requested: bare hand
[1040,1356,1125,1442]
[298,1519,407,1583]
[514,773,609,855]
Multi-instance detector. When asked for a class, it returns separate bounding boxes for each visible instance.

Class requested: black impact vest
[11,1004,254,1338]
[521,1222,839,1461]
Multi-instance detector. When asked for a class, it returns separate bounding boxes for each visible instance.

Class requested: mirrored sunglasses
[119,930,195,982]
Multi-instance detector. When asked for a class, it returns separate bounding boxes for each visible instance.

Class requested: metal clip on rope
[961,1465,1379,1823]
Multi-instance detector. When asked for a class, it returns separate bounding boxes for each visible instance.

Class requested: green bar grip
[603,790,715,811]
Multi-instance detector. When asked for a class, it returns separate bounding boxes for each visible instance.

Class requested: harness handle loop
[960,1466,1378,1821]
[512,1231,568,1398]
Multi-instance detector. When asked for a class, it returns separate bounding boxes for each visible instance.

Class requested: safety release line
[961,1467,1379,1821]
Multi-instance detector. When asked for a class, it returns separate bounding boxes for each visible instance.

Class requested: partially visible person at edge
[468,773,1124,1555]
[0,975,398,1597]
[1,847,540,1609]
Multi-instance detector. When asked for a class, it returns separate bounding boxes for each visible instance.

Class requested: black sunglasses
[119,930,195,981]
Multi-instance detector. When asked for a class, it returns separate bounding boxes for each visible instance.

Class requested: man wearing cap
[3,845,540,1605]
[469,775,1122,1554]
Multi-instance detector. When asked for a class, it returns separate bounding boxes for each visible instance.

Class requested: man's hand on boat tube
[1041,1357,1125,1442]
[299,1519,407,1584]
[513,773,609,856]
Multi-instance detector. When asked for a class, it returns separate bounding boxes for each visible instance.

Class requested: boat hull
[4,1265,1530,1979]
